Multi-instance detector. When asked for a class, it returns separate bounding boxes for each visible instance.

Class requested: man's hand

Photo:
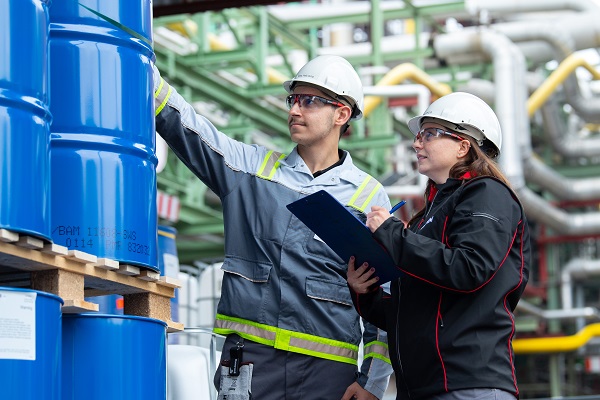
[340,381,378,400]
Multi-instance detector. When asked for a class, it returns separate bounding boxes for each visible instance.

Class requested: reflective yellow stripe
[364,340,391,364]
[154,77,172,116]
[256,150,286,180]
[214,314,359,365]
[275,329,292,351]
[154,77,165,99]
[347,175,383,212]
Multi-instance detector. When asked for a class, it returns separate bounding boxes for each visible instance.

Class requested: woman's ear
[457,140,471,158]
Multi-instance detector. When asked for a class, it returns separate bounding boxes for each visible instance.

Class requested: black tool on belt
[229,341,244,376]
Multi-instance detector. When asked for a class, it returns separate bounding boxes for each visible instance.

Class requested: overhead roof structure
[153,0,295,16]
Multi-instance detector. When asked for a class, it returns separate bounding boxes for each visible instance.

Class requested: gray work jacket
[154,67,392,398]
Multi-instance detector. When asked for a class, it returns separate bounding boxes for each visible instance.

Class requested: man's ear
[335,106,352,126]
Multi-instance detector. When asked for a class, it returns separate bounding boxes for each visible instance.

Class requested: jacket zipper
[395,279,412,398]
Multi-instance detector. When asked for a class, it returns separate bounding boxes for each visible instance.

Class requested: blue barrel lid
[0,286,64,305]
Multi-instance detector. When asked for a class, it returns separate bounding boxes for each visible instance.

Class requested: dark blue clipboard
[287,190,402,284]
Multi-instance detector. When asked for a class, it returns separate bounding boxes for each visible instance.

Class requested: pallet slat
[0,231,182,331]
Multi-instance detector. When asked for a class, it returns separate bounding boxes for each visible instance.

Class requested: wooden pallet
[0,229,184,332]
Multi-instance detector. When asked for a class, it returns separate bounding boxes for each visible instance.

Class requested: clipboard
[287,190,403,284]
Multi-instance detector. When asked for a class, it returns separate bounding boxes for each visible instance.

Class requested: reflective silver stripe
[364,342,390,362]
[215,319,276,342]
[347,175,383,212]
[289,336,358,360]
[214,317,358,363]
[256,150,285,180]
[154,77,172,116]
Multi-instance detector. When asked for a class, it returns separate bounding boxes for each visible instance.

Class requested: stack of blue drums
[0,0,52,240]
[2,1,168,398]
[49,0,158,271]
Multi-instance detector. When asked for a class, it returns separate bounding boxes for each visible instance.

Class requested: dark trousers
[215,334,358,400]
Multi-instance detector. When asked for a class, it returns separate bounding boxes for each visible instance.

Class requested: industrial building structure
[2,0,600,399]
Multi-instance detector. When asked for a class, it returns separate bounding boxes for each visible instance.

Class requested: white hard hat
[408,92,502,156]
[283,55,364,120]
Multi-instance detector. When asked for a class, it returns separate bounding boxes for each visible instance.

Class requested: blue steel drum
[84,294,124,315]
[0,288,63,400]
[0,0,52,240]
[62,314,167,400]
[49,1,158,270]
[158,225,180,324]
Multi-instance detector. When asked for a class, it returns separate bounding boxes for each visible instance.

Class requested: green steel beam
[182,50,257,66]
[239,7,313,56]
[155,51,291,136]
[341,135,400,150]
[282,1,465,30]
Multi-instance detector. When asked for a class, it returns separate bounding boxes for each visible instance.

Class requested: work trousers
[214,334,358,399]
[430,388,517,400]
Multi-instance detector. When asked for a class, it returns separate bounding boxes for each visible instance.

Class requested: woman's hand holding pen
[366,206,392,233]
[347,256,379,294]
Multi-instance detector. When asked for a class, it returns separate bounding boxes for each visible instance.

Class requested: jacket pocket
[306,277,353,307]
[221,256,272,282]
[219,257,273,321]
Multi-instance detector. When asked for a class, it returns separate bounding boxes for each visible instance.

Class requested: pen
[390,200,406,214]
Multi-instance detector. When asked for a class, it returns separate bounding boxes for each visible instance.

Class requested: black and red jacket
[350,176,530,399]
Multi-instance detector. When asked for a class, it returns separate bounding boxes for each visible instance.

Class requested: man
[154,54,392,399]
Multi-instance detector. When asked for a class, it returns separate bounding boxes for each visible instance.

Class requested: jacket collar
[282,147,367,187]
[428,171,475,202]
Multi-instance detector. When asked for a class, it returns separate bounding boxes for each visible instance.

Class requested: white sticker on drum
[163,253,180,278]
[0,290,36,360]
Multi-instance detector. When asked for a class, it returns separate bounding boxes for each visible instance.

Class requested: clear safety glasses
[414,127,465,144]
[285,94,346,111]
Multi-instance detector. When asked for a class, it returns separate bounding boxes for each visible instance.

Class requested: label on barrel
[163,253,179,278]
[0,290,36,360]
[52,225,150,256]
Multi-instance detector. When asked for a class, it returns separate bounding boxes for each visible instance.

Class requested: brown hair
[407,135,511,227]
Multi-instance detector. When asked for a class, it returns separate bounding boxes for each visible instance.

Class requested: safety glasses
[286,94,346,111]
[414,127,465,144]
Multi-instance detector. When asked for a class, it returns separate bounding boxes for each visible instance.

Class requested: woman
[347,92,530,399]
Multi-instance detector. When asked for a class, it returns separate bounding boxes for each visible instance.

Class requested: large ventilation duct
[517,300,600,321]
[466,0,599,16]
[435,28,600,235]
[437,11,600,123]
[436,29,528,188]
[517,188,600,235]
[540,94,600,158]
[525,157,600,201]
[490,13,600,124]
[561,258,600,310]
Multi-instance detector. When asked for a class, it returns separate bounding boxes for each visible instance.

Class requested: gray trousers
[214,334,358,400]
[430,388,517,400]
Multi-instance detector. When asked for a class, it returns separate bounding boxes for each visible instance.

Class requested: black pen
[389,200,406,214]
